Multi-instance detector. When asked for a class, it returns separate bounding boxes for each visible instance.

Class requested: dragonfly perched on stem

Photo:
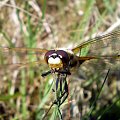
[0,28,120,119]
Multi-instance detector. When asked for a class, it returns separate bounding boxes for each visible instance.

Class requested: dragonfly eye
[45,50,56,63]
[44,50,70,66]
[56,50,69,60]
[45,50,56,57]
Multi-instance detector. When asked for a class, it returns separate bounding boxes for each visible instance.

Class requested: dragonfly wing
[71,56,120,85]
[71,29,120,56]
[71,29,120,81]
[0,47,48,70]
[78,56,120,69]
[0,47,48,53]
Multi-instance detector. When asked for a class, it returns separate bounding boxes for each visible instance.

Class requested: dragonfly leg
[41,70,51,77]
[57,90,68,107]
[61,70,71,75]
[52,100,63,120]
[57,106,63,120]
[53,78,68,107]
[55,77,61,106]
[59,79,68,106]
[56,69,71,75]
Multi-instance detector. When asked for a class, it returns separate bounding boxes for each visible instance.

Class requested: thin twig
[88,69,110,117]
[42,102,54,120]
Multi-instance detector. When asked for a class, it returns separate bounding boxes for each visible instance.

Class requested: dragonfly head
[45,50,70,70]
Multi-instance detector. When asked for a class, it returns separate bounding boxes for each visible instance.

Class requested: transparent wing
[78,56,120,70]
[72,29,120,57]
[70,29,120,80]
[0,46,48,69]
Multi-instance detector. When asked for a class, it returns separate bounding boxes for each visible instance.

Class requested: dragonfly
[0,29,120,119]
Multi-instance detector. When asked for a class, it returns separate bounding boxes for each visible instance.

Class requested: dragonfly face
[44,50,70,71]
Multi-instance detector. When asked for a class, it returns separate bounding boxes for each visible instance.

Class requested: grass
[0,0,120,120]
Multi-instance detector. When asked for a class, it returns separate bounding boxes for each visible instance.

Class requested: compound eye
[45,50,56,63]
[57,50,69,59]
[45,50,55,58]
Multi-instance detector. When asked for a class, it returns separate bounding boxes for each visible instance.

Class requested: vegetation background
[0,0,120,120]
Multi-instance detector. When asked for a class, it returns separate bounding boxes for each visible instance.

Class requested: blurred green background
[0,0,120,120]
